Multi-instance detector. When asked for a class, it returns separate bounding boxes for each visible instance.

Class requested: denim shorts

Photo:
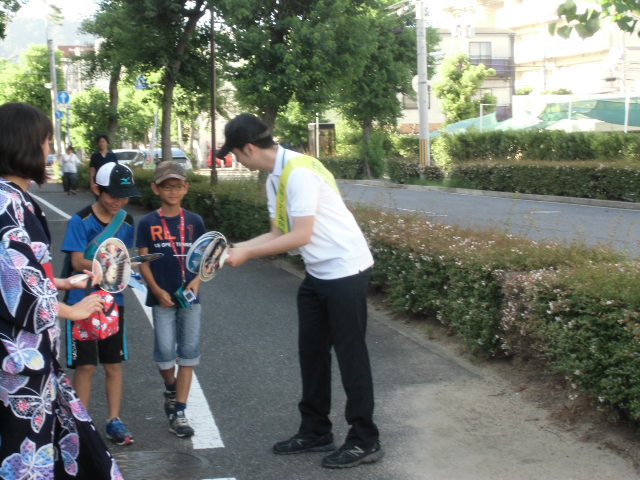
[151,304,201,369]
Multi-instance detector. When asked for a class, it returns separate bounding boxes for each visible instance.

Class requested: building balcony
[470,57,514,77]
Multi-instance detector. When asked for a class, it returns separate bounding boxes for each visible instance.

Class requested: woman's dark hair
[0,102,52,185]
[96,134,110,144]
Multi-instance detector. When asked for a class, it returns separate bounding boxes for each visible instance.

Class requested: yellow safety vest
[275,155,338,233]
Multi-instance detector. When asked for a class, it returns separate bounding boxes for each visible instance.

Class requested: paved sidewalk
[33,181,640,480]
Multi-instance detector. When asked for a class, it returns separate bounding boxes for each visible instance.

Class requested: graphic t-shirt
[62,205,134,306]
[136,209,206,307]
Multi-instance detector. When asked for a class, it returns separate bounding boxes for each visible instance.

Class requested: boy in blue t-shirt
[136,161,206,438]
[62,162,140,446]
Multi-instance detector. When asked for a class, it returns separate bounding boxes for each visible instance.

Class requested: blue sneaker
[106,417,134,445]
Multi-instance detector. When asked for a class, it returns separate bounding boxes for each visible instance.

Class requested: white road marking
[528,210,561,214]
[394,207,448,217]
[32,193,70,219]
[34,192,225,450]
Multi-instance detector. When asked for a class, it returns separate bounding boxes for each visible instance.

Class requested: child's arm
[185,275,201,297]
[70,251,93,273]
[138,246,175,307]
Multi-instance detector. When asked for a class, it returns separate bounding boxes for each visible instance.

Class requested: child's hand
[185,280,200,297]
[155,289,175,307]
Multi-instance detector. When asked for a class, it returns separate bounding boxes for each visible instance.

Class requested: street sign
[57,91,70,105]
[135,74,149,90]
[55,110,63,119]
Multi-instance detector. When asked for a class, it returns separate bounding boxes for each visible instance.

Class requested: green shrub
[450,163,640,201]
[508,263,640,421]
[387,156,421,183]
[320,155,363,179]
[390,135,419,157]
[354,206,622,355]
[212,180,269,241]
[432,130,640,164]
[358,130,388,178]
[515,86,533,95]
[386,157,444,183]
[350,204,640,422]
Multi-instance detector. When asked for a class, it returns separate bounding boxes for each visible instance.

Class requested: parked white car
[130,147,192,170]
[113,149,143,166]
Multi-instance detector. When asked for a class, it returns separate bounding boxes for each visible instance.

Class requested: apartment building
[398,0,640,132]
[490,0,640,95]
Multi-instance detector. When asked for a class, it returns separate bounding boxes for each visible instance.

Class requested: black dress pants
[296,267,379,447]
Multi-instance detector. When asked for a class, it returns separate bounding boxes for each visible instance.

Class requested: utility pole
[47,39,62,157]
[209,5,218,186]
[416,0,431,166]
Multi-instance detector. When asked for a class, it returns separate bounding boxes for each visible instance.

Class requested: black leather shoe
[322,441,383,468]
[273,433,335,455]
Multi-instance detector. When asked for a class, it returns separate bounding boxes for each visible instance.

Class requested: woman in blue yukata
[0,102,123,480]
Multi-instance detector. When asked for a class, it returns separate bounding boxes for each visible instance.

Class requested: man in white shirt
[60,145,82,194]
[221,113,382,469]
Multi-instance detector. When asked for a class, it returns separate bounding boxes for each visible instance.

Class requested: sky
[16,0,449,25]
[16,0,98,21]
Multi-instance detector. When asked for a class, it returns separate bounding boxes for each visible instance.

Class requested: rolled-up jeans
[151,304,201,370]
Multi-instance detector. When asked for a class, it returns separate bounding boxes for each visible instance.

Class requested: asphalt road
[32,181,639,480]
[339,181,640,258]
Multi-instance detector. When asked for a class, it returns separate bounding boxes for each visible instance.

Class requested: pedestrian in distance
[61,145,82,195]
[136,161,206,438]
[61,162,140,446]
[0,102,123,479]
[88,135,117,191]
[221,113,382,469]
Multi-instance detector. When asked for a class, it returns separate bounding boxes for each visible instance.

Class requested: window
[469,42,492,62]
[402,94,417,109]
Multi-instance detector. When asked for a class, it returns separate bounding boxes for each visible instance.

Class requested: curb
[339,179,640,211]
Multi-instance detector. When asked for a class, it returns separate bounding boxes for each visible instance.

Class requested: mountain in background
[0,16,95,61]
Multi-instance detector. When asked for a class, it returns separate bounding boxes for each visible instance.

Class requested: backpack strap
[84,210,127,260]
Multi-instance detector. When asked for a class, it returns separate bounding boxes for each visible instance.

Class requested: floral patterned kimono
[0,179,123,480]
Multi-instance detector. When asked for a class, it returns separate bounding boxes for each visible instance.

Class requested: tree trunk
[160,80,175,161]
[362,120,372,178]
[159,0,207,162]
[262,107,277,132]
[107,64,121,143]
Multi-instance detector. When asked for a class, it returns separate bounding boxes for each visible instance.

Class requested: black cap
[216,113,272,159]
[95,162,140,198]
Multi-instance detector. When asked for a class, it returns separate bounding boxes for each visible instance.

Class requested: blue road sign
[135,75,149,90]
[55,110,63,119]
[57,91,70,105]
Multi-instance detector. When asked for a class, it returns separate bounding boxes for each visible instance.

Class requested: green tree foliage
[0,45,65,116]
[80,1,133,140]
[68,83,155,150]
[0,0,26,39]
[215,0,377,129]
[69,88,110,150]
[433,53,497,125]
[82,0,210,159]
[117,83,156,147]
[550,0,639,38]
[335,4,438,176]
[274,98,314,152]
